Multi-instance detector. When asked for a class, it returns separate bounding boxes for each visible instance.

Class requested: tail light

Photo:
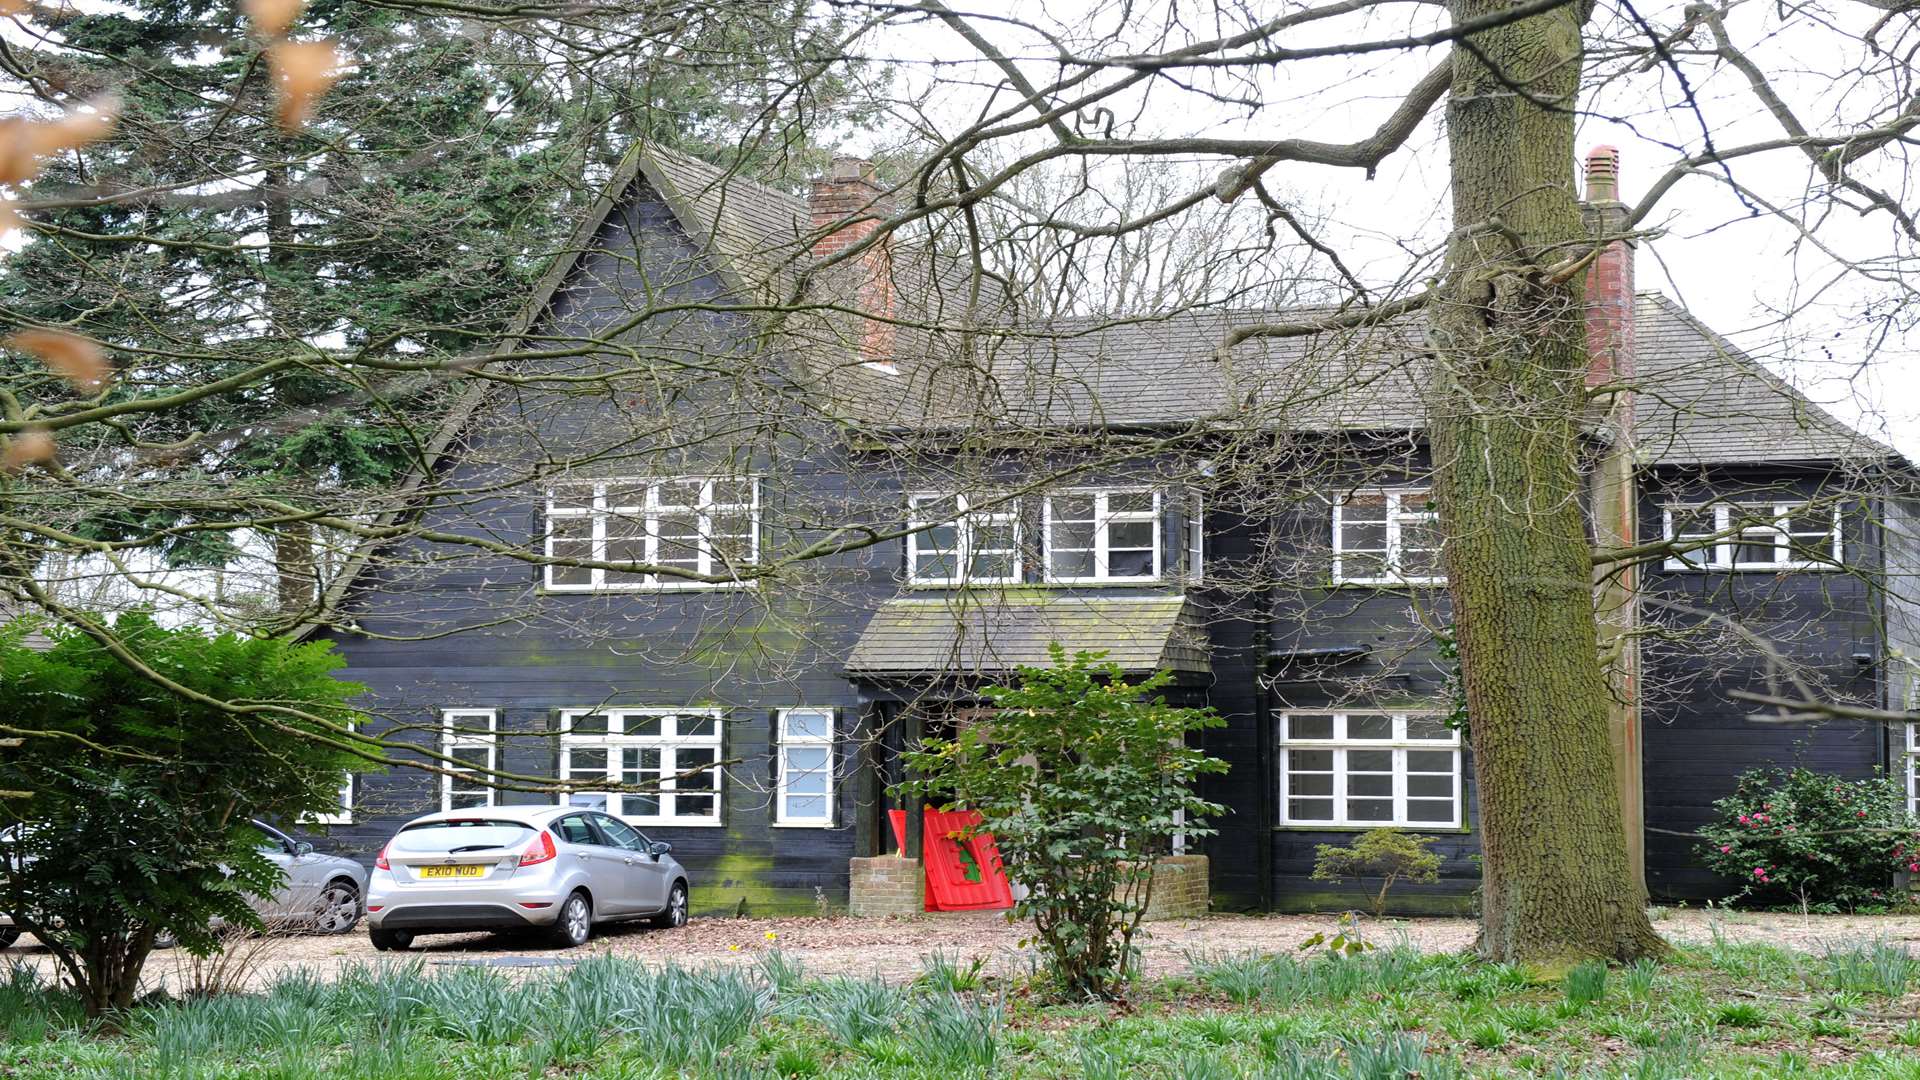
[519,831,557,867]
[374,844,390,871]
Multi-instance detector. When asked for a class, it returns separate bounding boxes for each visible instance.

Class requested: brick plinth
[1139,854,1211,921]
[848,855,924,918]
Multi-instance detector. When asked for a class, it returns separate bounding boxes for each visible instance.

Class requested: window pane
[1347,798,1393,821]
[785,746,829,775]
[548,516,593,586]
[969,551,1016,579]
[1288,772,1333,797]
[621,792,660,817]
[677,748,718,791]
[786,795,828,820]
[915,551,957,580]
[1052,520,1096,549]
[1405,716,1451,742]
[656,510,702,569]
[449,791,489,810]
[605,481,649,510]
[1288,798,1334,821]
[973,521,1017,551]
[679,714,718,739]
[450,746,490,771]
[710,478,754,506]
[1347,749,1392,772]
[567,748,607,778]
[1408,774,1453,798]
[1288,749,1333,772]
[1052,495,1095,521]
[1347,715,1392,741]
[1407,750,1457,774]
[1342,493,1388,522]
[571,714,608,736]
[1106,548,1154,577]
[1348,773,1392,797]
[658,480,702,508]
[548,486,591,513]
[622,713,662,738]
[1109,520,1154,550]
[568,793,609,811]
[1288,715,1334,740]
[1050,549,1095,577]
[1109,491,1154,515]
[1406,800,1454,823]
[1340,521,1387,553]
[784,710,830,741]
[675,794,715,818]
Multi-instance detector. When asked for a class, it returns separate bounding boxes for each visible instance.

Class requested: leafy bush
[1309,828,1443,916]
[898,647,1227,1000]
[1696,767,1920,910]
[0,613,369,1018]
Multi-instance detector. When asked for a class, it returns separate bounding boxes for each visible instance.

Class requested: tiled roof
[844,594,1211,678]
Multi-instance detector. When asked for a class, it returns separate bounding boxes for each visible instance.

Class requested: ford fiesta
[366,806,689,950]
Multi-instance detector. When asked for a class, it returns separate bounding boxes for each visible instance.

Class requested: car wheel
[313,879,362,935]
[153,931,178,950]
[0,926,18,949]
[549,891,592,948]
[650,881,689,929]
[369,927,414,952]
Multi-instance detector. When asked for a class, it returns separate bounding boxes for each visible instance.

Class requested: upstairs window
[544,477,757,592]
[1332,488,1442,585]
[560,709,722,825]
[1187,494,1205,583]
[1663,501,1841,571]
[1044,490,1161,582]
[442,709,498,812]
[1280,712,1461,828]
[775,708,835,826]
[907,494,1020,585]
[1906,724,1918,817]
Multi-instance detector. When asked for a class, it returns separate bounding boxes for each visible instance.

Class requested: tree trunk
[1427,0,1664,965]
[263,164,314,617]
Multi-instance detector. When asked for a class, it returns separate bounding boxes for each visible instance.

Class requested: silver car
[365,805,689,950]
[0,819,367,949]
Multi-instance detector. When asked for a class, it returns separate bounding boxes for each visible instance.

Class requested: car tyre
[369,927,414,951]
[549,890,592,949]
[0,925,18,949]
[153,931,178,950]
[650,880,689,929]
[313,879,362,935]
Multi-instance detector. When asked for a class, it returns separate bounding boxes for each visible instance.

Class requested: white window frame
[306,721,356,824]
[1331,488,1443,586]
[1905,723,1919,818]
[1043,488,1162,583]
[441,709,499,813]
[774,708,835,827]
[1661,501,1842,571]
[1187,493,1205,584]
[906,493,1022,585]
[1278,712,1462,828]
[559,708,724,826]
[543,477,758,592]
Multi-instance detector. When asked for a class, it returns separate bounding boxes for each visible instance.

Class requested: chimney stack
[1581,146,1634,392]
[809,157,899,369]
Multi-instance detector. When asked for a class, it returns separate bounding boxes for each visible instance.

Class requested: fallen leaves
[269,40,341,132]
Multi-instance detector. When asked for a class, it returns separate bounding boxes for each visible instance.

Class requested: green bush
[1309,828,1443,916]
[1696,767,1920,911]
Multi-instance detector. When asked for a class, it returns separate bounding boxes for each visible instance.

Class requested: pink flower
[1785,826,1795,832]
[1909,863,1919,872]
[1859,810,1868,818]
[1720,845,1733,853]
[1753,867,1767,877]
[1763,804,1773,811]
[1738,814,1751,824]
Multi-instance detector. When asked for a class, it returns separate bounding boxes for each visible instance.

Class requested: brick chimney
[1581,146,1635,391]
[809,156,898,370]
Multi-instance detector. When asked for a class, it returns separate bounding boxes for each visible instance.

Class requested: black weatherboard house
[311,142,1920,916]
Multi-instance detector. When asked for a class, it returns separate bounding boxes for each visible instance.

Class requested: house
[310,143,1918,915]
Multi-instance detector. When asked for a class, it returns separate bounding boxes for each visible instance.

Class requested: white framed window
[775,708,835,827]
[1187,493,1205,583]
[442,709,499,812]
[1905,723,1919,818]
[1332,488,1442,585]
[308,774,353,825]
[560,709,723,826]
[907,493,1020,585]
[1662,501,1842,571]
[1044,489,1160,583]
[544,477,757,592]
[1279,712,1461,827]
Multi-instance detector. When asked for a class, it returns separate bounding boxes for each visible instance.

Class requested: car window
[594,815,648,852]
[552,815,598,847]
[392,819,533,854]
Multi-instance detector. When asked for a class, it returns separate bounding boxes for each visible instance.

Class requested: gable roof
[844,594,1211,678]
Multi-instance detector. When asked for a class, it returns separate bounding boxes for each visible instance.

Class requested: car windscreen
[392,819,534,854]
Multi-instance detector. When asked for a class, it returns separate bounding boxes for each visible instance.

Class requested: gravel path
[9,907,1920,993]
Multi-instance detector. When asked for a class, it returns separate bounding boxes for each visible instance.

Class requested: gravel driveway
[8,907,1920,993]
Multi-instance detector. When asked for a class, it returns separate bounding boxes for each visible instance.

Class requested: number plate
[418,865,485,879]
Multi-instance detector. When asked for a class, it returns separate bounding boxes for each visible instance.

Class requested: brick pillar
[848,855,924,917]
[1582,145,1646,901]
[808,157,898,368]
[1138,855,1211,920]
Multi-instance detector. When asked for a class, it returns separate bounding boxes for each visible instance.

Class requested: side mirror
[649,841,672,859]
[293,842,314,857]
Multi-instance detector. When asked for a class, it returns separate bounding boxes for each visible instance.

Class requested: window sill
[1659,565,1838,574]
[903,579,1183,591]
[618,819,725,828]
[540,581,756,595]
[770,821,838,829]
[1274,823,1469,834]
[1329,578,1446,589]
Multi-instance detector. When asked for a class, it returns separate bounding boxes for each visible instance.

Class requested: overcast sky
[860,0,1920,456]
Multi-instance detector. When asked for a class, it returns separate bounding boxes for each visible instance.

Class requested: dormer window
[1332,488,1442,585]
[1044,490,1161,583]
[906,494,1020,585]
[544,477,758,592]
[1663,501,1841,571]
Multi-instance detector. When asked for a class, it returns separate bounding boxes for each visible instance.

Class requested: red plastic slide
[887,807,1014,911]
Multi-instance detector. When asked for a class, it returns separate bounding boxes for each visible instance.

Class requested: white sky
[858,0,1920,455]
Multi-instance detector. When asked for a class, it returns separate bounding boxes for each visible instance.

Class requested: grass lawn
[3,933,1919,1078]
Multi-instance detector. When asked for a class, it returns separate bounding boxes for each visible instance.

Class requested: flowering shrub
[1698,767,1920,910]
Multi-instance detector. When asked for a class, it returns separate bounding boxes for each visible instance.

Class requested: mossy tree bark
[1427,0,1666,965]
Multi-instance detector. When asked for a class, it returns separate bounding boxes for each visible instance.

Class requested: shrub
[1309,828,1443,916]
[1696,767,1920,910]
[898,647,1227,1000]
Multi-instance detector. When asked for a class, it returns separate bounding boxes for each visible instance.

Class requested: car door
[248,822,304,921]
[551,814,629,916]
[593,814,670,913]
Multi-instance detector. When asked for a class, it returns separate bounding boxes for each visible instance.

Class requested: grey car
[365,805,690,950]
[0,819,368,949]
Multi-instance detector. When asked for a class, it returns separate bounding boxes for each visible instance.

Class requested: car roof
[401,804,577,828]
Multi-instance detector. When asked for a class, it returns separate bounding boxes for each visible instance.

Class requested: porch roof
[843,594,1211,679]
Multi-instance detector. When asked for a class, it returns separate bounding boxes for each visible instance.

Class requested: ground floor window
[442,709,499,812]
[560,708,722,825]
[1278,711,1461,827]
[775,708,834,826]
[1906,723,1919,816]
